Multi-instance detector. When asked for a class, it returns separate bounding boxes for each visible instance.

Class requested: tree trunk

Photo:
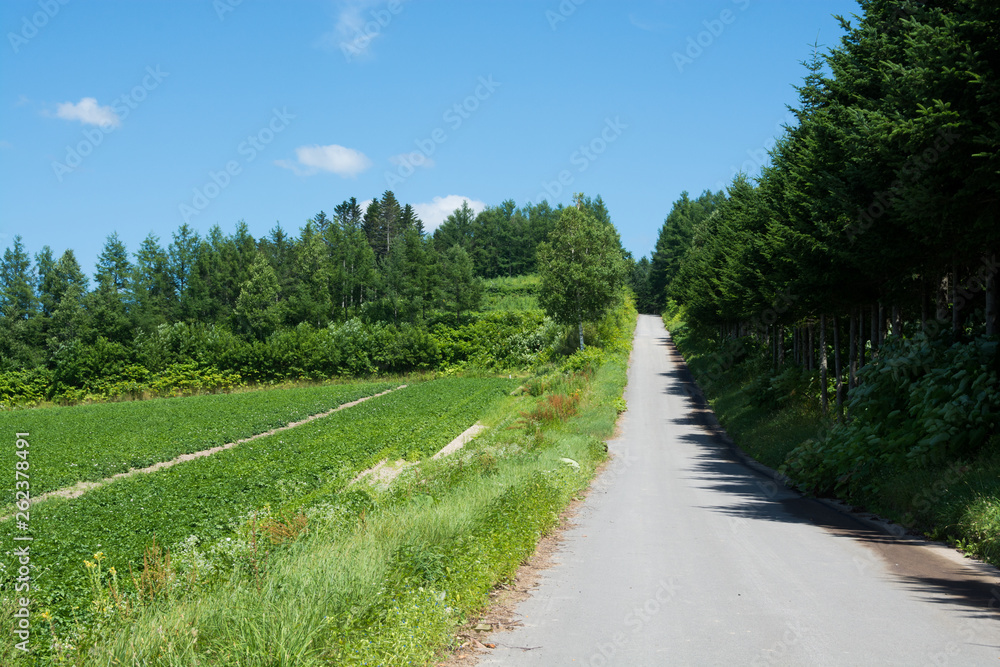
[920,277,928,329]
[833,315,843,421]
[778,325,785,368]
[987,253,997,337]
[936,274,950,322]
[807,323,814,372]
[870,304,879,356]
[892,305,902,339]
[772,324,778,369]
[578,320,585,351]
[819,315,828,416]
[953,260,961,336]
[849,309,857,391]
[858,306,866,373]
[878,302,886,348]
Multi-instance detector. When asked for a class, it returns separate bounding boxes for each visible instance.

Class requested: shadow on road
[659,332,1000,624]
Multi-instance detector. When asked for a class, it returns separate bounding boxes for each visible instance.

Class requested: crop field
[0,377,516,619]
[0,382,393,500]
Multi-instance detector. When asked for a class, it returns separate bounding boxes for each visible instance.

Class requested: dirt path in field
[433,422,486,459]
[351,421,486,490]
[10,385,405,515]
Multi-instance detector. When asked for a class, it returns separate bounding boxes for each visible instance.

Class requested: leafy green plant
[783,334,999,495]
[0,382,391,498]
[0,378,515,623]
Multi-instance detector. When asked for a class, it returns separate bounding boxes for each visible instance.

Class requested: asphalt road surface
[478,314,1000,666]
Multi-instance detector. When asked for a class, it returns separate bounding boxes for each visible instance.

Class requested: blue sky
[1,0,859,275]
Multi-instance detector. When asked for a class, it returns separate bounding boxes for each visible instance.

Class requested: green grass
[0,382,394,499]
[701,380,822,470]
[11,299,637,666]
[0,378,515,624]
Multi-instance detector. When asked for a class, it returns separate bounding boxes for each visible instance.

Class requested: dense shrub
[784,333,1000,495]
[0,367,52,407]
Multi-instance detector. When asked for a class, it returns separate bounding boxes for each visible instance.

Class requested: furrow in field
[3,385,405,516]
[0,382,394,500]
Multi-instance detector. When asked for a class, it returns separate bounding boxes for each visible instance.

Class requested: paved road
[478,314,1000,666]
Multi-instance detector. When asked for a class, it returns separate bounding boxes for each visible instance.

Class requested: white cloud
[336,1,375,37]
[55,97,120,128]
[318,0,406,60]
[413,195,486,231]
[388,152,435,169]
[276,144,372,178]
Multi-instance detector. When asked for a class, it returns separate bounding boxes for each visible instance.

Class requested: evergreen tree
[132,234,172,330]
[362,198,383,260]
[378,190,402,260]
[629,256,655,314]
[649,190,724,311]
[399,203,423,235]
[260,223,295,301]
[235,252,282,340]
[0,235,37,321]
[433,200,476,254]
[440,244,481,325]
[286,222,333,327]
[46,250,90,355]
[89,233,134,344]
[167,223,201,319]
[0,236,38,367]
